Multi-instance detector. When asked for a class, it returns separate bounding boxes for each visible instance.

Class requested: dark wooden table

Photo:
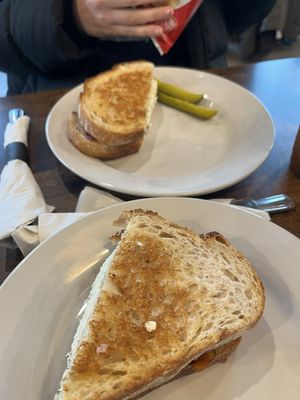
[1,57,300,284]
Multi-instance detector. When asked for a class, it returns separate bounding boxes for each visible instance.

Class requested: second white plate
[46,67,274,196]
[0,198,300,399]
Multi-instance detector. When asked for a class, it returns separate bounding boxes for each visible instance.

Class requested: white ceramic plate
[1,198,299,400]
[45,67,274,197]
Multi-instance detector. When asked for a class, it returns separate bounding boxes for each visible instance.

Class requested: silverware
[231,194,295,214]
[5,108,28,164]
[8,108,24,124]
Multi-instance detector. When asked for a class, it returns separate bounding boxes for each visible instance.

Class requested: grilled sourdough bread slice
[78,61,157,146]
[55,210,265,400]
[68,112,143,159]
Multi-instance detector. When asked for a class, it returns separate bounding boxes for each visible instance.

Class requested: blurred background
[0,0,299,97]
[226,0,300,66]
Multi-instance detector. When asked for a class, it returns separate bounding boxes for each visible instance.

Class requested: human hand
[74,0,174,38]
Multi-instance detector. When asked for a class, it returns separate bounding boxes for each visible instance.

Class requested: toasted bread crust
[201,231,266,332]
[79,102,145,146]
[78,61,156,146]
[188,336,242,372]
[68,112,143,159]
[59,210,265,400]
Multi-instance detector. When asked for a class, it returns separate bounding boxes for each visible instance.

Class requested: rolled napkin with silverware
[0,109,54,247]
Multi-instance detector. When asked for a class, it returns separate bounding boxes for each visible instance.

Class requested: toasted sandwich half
[55,209,265,400]
[78,61,157,147]
[68,112,143,160]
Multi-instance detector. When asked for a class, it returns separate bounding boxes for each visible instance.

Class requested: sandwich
[68,61,157,159]
[68,112,143,159]
[55,209,265,400]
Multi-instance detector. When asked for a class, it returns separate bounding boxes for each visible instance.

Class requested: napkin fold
[11,186,270,256]
[12,187,121,255]
[4,116,30,147]
[0,116,54,241]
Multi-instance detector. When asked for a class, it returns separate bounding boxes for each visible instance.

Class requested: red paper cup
[152,0,204,55]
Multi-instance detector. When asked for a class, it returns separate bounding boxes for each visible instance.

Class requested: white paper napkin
[11,188,121,255]
[11,186,270,256]
[75,186,121,212]
[4,116,30,147]
[0,116,54,241]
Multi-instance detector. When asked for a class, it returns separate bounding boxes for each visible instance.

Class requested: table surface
[0,57,300,285]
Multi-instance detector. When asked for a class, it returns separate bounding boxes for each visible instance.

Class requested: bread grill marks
[79,98,145,146]
[78,61,155,146]
[68,61,156,159]
[61,209,265,400]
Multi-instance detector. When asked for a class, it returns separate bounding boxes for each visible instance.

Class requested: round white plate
[1,198,299,399]
[45,67,274,197]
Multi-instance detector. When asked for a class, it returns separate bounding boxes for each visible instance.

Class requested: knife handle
[232,194,295,214]
[253,194,295,213]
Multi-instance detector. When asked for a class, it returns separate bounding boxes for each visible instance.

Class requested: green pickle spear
[156,79,203,104]
[158,92,218,120]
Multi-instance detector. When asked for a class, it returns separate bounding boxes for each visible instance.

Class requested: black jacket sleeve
[0,0,95,75]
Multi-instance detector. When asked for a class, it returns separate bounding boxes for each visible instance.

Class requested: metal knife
[231,194,295,214]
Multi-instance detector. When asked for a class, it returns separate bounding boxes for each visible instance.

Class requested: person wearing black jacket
[0,0,276,95]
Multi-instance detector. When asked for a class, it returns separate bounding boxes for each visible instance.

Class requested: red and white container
[152,0,204,55]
